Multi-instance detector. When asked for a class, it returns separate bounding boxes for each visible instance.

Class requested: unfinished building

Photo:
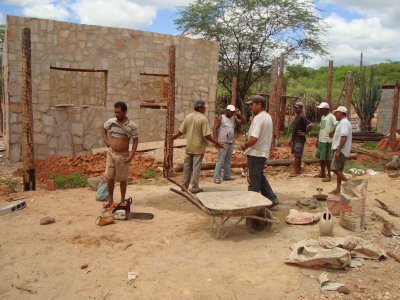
[1,16,219,161]
[377,85,400,135]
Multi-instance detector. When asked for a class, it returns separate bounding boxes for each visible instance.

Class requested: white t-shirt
[332,118,352,157]
[244,111,273,158]
[319,113,337,143]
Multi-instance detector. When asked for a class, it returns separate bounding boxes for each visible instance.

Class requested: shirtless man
[102,102,139,208]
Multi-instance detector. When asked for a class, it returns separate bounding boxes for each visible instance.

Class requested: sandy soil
[1,170,400,300]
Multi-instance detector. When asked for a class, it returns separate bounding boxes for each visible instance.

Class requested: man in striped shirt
[102,102,139,208]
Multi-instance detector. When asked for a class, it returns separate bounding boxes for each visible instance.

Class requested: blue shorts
[291,141,305,158]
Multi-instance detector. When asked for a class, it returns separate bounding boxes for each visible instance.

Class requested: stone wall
[3,16,219,161]
[377,88,400,135]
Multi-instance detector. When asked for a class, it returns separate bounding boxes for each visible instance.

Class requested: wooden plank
[174,154,357,172]
[21,28,35,191]
[345,71,354,113]
[389,80,400,151]
[275,53,285,145]
[92,139,186,154]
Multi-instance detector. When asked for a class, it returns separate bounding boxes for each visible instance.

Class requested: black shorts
[331,151,346,172]
[291,141,305,158]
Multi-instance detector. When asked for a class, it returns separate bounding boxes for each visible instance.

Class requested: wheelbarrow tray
[196,191,272,217]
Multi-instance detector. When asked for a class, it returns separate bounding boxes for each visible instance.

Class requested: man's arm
[102,127,110,147]
[213,116,222,140]
[205,135,224,149]
[171,131,184,140]
[235,110,245,125]
[241,136,258,151]
[123,137,139,163]
[334,136,348,158]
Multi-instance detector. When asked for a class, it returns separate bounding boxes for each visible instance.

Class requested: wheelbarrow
[168,178,278,239]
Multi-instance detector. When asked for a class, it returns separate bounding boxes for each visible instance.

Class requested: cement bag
[96,179,108,202]
[284,239,351,269]
[340,179,367,232]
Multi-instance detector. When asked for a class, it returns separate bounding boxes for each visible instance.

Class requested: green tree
[352,53,381,131]
[175,0,327,112]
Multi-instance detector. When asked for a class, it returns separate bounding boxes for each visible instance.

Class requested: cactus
[352,53,381,131]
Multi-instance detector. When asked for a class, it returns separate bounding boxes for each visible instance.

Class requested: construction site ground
[1,148,400,299]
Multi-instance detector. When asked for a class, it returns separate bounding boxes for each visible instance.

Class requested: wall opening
[139,73,169,109]
[50,67,108,107]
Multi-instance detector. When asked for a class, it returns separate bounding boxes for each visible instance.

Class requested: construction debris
[40,216,56,225]
[285,209,322,225]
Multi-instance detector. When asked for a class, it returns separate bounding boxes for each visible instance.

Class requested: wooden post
[279,81,287,130]
[389,80,400,151]
[274,53,285,145]
[326,60,333,108]
[231,76,237,106]
[268,59,278,157]
[163,45,176,178]
[345,71,353,114]
[21,28,35,191]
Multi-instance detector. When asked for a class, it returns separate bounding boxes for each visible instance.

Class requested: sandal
[103,200,114,209]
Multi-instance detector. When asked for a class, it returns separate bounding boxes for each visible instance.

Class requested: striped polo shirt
[104,118,139,139]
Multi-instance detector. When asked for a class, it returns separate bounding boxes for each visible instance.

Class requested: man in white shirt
[315,102,337,182]
[241,95,278,208]
[330,106,353,194]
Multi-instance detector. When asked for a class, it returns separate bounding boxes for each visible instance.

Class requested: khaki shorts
[104,148,129,182]
[331,151,346,172]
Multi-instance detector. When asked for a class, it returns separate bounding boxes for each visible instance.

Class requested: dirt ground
[1,167,400,300]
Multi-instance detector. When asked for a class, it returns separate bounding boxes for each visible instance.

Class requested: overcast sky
[0,0,399,68]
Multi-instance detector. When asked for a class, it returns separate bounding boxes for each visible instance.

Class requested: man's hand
[123,156,134,163]
[334,150,340,159]
[297,130,306,137]
[104,140,110,147]
[315,139,319,147]
[329,132,334,138]
[216,142,225,149]
[288,140,292,147]
[235,109,243,117]
[241,143,247,151]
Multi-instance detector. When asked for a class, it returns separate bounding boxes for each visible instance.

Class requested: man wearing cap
[213,105,245,184]
[172,100,224,193]
[289,102,313,177]
[330,106,352,194]
[241,95,279,208]
[315,102,337,182]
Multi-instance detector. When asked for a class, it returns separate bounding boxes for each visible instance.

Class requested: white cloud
[0,12,5,24]
[306,13,399,67]
[3,0,70,21]
[319,0,400,29]
[4,0,195,28]
[71,0,157,28]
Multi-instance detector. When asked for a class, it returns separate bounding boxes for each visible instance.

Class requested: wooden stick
[345,71,353,113]
[389,80,400,151]
[231,76,237,106]
[21,28,35,191]
[163,45,176,178]
[326,60,333,108]
[275,53,285,145]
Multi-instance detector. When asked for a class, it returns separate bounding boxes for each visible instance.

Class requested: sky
[0,0,399,68]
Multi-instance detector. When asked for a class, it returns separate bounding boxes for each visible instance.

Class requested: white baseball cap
[333,106,347,114]
[317,102,330,109]
[226,104,236,111]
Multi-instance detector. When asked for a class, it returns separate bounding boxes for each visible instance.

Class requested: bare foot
[103,200,114,209]
[329,189,340,195]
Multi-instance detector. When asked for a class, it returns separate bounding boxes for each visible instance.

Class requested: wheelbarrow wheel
[246,208,273,233]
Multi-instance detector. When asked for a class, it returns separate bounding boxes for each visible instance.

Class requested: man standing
[289,102,313,177]
[315,102,337,182]
[172,100,224,193]
[331,106,352,194]
[241,95,278,208]
[213,104,245,184]
[102,102,139,208]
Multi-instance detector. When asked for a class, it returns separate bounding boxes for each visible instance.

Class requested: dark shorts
[316,142,333,161]
[331,151,346,172]
[291,141,305,158]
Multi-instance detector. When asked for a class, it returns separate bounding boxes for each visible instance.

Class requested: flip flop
[103,201,114,209]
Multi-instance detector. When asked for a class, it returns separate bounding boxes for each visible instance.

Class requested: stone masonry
[377,87,400,135]
[2,16,219,161]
